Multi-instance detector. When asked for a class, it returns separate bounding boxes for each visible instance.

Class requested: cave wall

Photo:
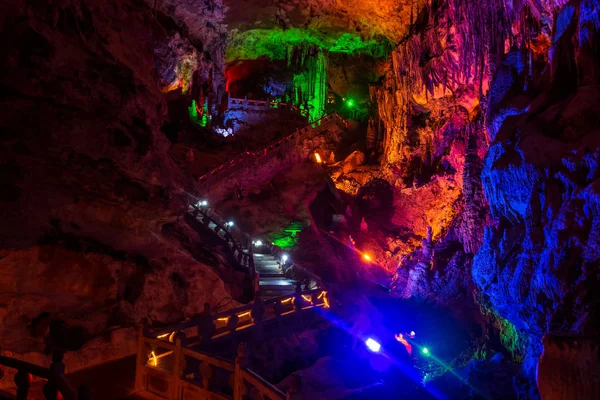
[0,0,236,373]
[371,0,600,383]
[473,0,600,374]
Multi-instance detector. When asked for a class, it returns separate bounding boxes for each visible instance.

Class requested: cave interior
[1,0,600,399]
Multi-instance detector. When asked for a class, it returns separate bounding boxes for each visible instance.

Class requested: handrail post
[44,349,66,400]
[198,303,215,345]
[171,335,184,400]
[134,318,148,392]
[251,291,265,340]
[294,282,303,312]
[14,369,32,400]
[233,343,247,400]
[227,313,239,333]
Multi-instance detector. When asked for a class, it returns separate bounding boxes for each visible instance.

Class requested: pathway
[187,204,298,298]
[253,252,296,298]
[197,113,348,194]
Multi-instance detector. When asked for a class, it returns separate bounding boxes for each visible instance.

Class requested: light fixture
[314,152,322,163]
[281,254,288,263]
[226,221,234,227]
[198,200,208,207]
[410,331,416,338]
[363,253,372,262]
[365,338,381,353]
[422,347,430,356]
[255,240,263,247]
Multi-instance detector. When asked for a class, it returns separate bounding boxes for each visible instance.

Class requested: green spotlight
[422,347,430,356]
[346,99,354,107]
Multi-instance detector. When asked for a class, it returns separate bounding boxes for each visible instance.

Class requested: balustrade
[134,291,325,400]
[0,350,87,400]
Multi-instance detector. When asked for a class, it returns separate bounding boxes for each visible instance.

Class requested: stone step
[258,272,285,278]
[256,266,282,272]
[259,278,296,288]
[260,287,296,297]
[254,260,279,266]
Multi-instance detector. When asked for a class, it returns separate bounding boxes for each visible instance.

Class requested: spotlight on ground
[365,338,381,353]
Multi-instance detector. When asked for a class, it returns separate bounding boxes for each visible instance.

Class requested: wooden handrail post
[251,291,265,340]
[233,343,247,400]
[14,369,32,400]
[171,335,184,400]
[134,318,148,392]
[198,303,215,344]
[294,282,303,312]
[227,313,239,333]
[44,349,66,400]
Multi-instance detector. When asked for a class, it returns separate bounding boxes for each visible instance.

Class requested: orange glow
[314,152,322,163]
[281,298,292,304]
[157,333,170,339]
[363,253,372,262]
[238,311,251,318]
[395,334,412,356]
[216,317,229,322]
[322,292,330,309]
[302,295,312,303]
[150,351,157,367]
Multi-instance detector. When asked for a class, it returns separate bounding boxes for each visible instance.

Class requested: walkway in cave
[188,204,297,298]
[253,253,296,297]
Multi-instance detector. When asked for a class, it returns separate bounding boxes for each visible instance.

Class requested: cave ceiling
[152,0,411,61]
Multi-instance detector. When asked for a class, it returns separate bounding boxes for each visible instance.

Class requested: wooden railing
[197,113,348,189]
[0,350,88,400]
[135,288,330,399]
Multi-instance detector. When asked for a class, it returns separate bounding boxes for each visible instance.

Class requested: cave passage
[1,0,600,399]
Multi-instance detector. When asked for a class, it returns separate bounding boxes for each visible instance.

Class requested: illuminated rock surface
[0,0,599,397]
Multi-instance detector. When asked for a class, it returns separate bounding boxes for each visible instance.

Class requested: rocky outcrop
[537,334,600,400]
[0,0,238,376]
[473,0,600,376]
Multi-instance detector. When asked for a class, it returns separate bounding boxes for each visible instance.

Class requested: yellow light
[323,293,330,309]
[314,153,322,163]
[363,253,372,261]
[302,295,312,302]
[216,317,229,322]
[150,351,157,367]
[238,311,251,318]
[157,333,170,339]
[317,291,326,299]
[281,298,292,304]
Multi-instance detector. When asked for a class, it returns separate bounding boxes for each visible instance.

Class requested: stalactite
[459,116,488,254]
[287,45,328,122]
